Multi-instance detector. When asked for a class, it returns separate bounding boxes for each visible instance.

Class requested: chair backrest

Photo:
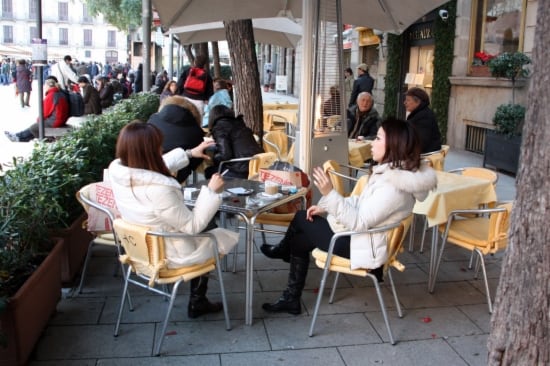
[263,130,288,160]
[323,160,346,196]
[323,160,368,197]
[113,218,166,285]
[349,174,369,197]
[248,152,278,179]
[421,149,446,171]
[385,214,414,272]
[77,182,120,233]
[487,202,512,251]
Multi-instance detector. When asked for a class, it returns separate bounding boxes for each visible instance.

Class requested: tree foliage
[83,0,142,31]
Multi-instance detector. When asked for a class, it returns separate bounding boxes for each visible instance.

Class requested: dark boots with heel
[262,255,309,315]
[260,222,298,262]
[187,275,223,318]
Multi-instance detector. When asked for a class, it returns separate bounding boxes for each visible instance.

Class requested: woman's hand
[312,166,333,196]
[208,173,224,194]
[306,205,325,221]
[190,140,216,160]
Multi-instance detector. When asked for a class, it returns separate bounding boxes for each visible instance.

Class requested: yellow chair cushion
[312,248,368,276]
[440,217,491,249]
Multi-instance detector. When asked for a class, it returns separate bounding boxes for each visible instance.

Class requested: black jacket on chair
[210,115,263,177]
[406,101,442,154]
[148,100,205,182]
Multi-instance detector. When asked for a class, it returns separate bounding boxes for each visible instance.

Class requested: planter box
[52,213,93,285]
[0,239,63,366]
[483,130,521,175]
[469,65,491,77]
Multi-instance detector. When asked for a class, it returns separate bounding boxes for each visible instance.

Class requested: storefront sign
[408,22,434,46]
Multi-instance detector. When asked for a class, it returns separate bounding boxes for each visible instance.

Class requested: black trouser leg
[187,275,223,318]
[262,255,309,315]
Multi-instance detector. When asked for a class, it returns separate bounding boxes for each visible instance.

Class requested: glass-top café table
[184,177,308,325]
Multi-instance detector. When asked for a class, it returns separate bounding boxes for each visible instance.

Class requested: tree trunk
[212,41,221,78]
[487,1,550,365]
[224,19,263,139]
[184,45,194,66]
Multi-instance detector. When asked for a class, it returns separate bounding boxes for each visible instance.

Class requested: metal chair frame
[309,221,407,345]
[113,220,231,356]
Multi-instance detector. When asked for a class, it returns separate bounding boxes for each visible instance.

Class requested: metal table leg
[428,226,438,292]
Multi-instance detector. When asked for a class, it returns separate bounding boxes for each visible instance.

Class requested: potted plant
[470,51,495,77]
[0,92,159,365]
[483,52,531,175]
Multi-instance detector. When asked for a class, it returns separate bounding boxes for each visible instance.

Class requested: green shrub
[492,103,525,138]
[488,52,531,82]
[0,92,159,304]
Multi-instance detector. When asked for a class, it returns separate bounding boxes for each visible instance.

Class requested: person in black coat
[148,96,205,182]
[206,105,263,179]
[404,87,442,154]
[347,92,381,140]
[348,63,374,107]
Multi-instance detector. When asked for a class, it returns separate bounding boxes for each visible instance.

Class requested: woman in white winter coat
[109,121,239,318]
[262,118,437,315]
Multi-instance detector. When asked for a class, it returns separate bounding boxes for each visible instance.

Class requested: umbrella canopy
[170,17,302,48]
[153,0,447,34]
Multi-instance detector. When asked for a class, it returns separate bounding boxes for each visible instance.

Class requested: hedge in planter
[0,92,159,359]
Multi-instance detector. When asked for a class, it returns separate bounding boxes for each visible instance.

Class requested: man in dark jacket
[347,92,381,139]
[206,105,263,179]
[148,96,205,182]
[404,87,442,154]
[348,63,374,107]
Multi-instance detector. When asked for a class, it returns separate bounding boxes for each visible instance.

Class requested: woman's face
[404,95,420,113]
[169,82,177,93]
[371,127,387,163]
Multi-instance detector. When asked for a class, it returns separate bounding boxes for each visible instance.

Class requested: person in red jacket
[5,76,69,142]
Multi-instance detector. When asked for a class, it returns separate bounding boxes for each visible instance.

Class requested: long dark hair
[116,121,172,177]
[380,118,421,171]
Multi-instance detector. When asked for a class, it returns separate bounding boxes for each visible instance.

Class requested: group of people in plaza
[4,54,442,318]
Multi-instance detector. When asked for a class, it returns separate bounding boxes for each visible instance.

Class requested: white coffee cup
[183,187,198,200]
[264,181,279,195]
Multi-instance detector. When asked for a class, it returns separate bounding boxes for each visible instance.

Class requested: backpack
[183,67,207,96]
[62,90,85,117]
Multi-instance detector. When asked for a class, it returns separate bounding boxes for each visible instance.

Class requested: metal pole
[37,0,44,140]
[142,0,152,92]
[167,34,174,80]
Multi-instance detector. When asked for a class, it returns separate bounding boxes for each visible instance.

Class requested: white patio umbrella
[170,17,302,48]
[153,0,448,34]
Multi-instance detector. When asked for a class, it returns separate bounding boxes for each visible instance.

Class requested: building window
[29,26,38,43]
[58,1,68,21]
[84,29,92,47]
[85,50,91,58]
[3,25,13,43]
[59,28,68,45]
[471,0,525,60]
[29,0,37,19]
[2,0,13,19]
[83,4,92,23]
[107,30,116,47]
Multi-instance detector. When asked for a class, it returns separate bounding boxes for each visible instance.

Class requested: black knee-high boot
[260,219,299,262]
[188,275,223,318]
[262,255,309,315]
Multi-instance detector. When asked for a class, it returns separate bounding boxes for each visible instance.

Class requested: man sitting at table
[347,92,381,140]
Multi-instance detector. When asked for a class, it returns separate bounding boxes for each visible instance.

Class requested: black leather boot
[262,255,309,315]
[260,220,298,262]
[188,276,223,318]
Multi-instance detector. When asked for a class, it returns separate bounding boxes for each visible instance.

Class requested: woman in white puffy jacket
[262,118,437,315]
[108,121,238,319]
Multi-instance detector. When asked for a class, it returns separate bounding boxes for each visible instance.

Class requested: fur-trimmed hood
[157,95,201,125]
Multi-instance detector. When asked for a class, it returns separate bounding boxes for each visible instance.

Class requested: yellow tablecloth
[414,171,497,227]
[263,109,299,131]
[348,140,373,168]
